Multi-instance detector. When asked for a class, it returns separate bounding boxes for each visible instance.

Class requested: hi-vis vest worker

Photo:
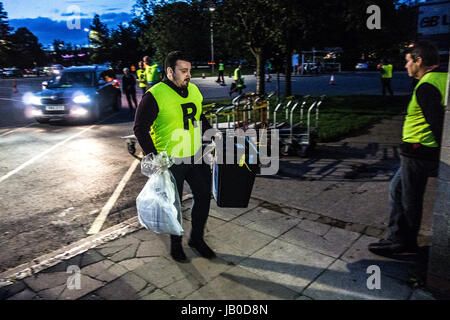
[403,72,448,147]
[148,82,203,158]
[137,68,147,88]
[149,62,161,84]
[381,64,393,79]
[219,63,224,71]
[234,67,240,81]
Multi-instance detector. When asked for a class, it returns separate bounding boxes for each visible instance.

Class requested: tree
[89,14,110,64]
[0,1,12,66]
[110,23,141,70]
[144,1,210,65]
[9,28,47,68]
[217,0,284,95]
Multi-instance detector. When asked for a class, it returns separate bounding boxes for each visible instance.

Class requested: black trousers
[381,78,393,96]
[216,70,225,83]
[125,89,138,110]
[169,161,212,244]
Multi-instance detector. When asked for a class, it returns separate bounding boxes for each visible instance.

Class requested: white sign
[418,2,450,35]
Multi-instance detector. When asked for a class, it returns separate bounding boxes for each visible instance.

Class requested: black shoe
[188,238,216,259]
[170,243,188,263]
[368,239,418,255]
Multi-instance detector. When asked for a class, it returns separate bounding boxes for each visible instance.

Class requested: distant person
[292,50,300,75]
[368,41,448,256]
[216,61,225,84]
[143,56,162,90]
[265,59,272,82]
[229,64,244,96]
[377,59,394,96]
[137,61,147,95]
[122,67,138,112]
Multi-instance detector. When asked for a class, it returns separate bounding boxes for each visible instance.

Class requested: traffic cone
[329,74,335,85]
[202,73,205,79]
[12,80,18,93]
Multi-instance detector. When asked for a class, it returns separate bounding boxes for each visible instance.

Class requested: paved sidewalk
[0,116,437,300]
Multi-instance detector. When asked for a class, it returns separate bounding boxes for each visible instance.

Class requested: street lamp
[83,28,89,48]
[209,6,215,75]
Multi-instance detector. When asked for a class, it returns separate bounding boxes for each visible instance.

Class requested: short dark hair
[406,41,440,67]
[101,69,115,79]
[165,51,191,72]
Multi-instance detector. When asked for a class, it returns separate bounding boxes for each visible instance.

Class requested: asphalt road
[0,71,412,273]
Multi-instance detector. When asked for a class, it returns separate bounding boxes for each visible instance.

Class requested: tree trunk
[251,47,265,96]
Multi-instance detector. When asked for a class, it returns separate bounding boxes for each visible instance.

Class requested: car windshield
[48,71,94,88]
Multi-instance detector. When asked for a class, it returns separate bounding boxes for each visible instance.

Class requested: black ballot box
[212,137,259,208]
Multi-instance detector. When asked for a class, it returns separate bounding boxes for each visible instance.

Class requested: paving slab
[7,289,37,300]
[232,207,302,238]
[208,198,261,221]
[109,243,140,262]
[23,272,68,292]
[81,260,128,283]
[238,239,335,293]
[205,222,275,257]
[94,272,149,300]
[280,226,360,259]
[56,274,104,300]
[140,288,174,300]
[341,235,424,282]
[323,181,391,227]
[0,281,26,299]
[185,265,299,300]
[162,273,203,299]
[177,249,234,285]
[118,257,153,271]
[297,219,332,236]
[136,236,170,258]
[253,177,334,209]
[300,182,365,215]
[132,256,188,288]
[37,284,66,300]
[303,259,413,300]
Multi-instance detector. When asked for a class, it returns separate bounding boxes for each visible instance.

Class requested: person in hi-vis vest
[134,51,216,263]
[369,41,448,256]
[377,59,394,96]
[136,61,147,96]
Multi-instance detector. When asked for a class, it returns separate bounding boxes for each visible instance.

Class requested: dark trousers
[169,162,212,244]
[216,70,225,83]
[125,90,138,110]
[381,78,393,96]
[386,155,439,245]
[229,80,243,96]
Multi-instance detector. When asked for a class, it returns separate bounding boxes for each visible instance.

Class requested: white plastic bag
[136,152,183,235]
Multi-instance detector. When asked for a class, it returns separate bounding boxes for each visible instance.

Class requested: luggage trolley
[281,95,326,157]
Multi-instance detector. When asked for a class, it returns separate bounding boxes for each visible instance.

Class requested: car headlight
[70,106,88,116]
[31,108,43,116]
[23,93,42,105]
[73,95,91,104]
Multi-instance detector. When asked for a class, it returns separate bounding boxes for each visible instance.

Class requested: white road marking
[87,154,142,235]
[0,123,36,137]
[0,113,117,184]
[0,98,22,102]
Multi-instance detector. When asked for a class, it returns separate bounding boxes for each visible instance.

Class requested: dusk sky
[3,0,137,46]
